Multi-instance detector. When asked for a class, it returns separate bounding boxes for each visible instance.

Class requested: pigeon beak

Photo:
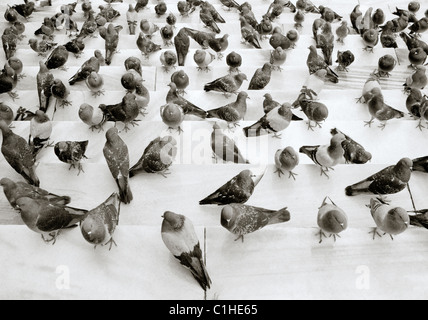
[251,165,267,186]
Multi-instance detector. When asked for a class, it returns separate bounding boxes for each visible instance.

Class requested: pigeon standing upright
[126,4,138,35]
[129,136,177,178]
[161,211,212,291]
[103,127,133,204]
[99,24,122,65]
[193,50,215,72]
[226,51,242,73]
[0,120,39,187]
[45,45,69,70]
[367,197,409,240]
[81,192,120,250]
[174,28,190,66]
[206,91,249,129]
[248,63,272,90]
[170,70,189,95]
[54,140,89,175]
[316,196,348,243]
[69,53,101,85]
[29,110,52,158]
[86,71,104,97]
[99,93,140,132]
[36,60,54,112]
[211,123,249,164]
[274,146,299,180]
[79,103,105,131]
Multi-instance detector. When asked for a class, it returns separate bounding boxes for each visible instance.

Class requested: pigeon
[140,19,159,38]
[69,54,101,85]
[129,136,177,178]
[299,99,329,130]
[0,177,70,210]
[160,25,174,47]
[45,45,69,71]
[4,6,19,23]
[350,4,362,33]
[317,196,348,243]
[193,50,215,72]
[29,110,52,158]
[78,11,98,39]
[199,168,265,205]
[336,50,355,72]
[372,8,385,28]
[99,24,122,65]
[170,70,189,95]
[296,0,319,13]
[336,21,350,44]
[51,79,71,116]
[211,123,249,164]
[160,103,185,133]
[400,32,428,54]
[362,29,379,52]
[34,17,55,39]
[124,56,142,76]
[380,24,398,49]
[79,103,105,131]
[161,211,212,291]
[160,50,178,72]
[274,146,299,180]
[290,27,301,43]
[64,37,85,58]
[184,27,215,49]
[29,37,57,57]
[174,28,190,66]
[416,95,428,130]
[367,197,409,240]
[330,128,372,164]
[177,1,193,16]
[358,7,375,35]
[98,5,120,23]
[166,82,207,119]
[408,209,428,229]
[243,103,295,138]
[226,51,242,73]
[404,65,427,91]
[307,45,339,83]
[392,7,417,23]
[103,127,133,204]
[135,0,149,12]
[204,73,248,96]
[80,192,120,250]
[294,10,305,29]
[375,55,396,78]
[408,47,427,68]
[201,1,225,23]
[54,140,88,175]
[166,13,177,27]
[408,1,420,13]
[365,88,405,130]
[121,69,143,92]
[357,74,382,104]
[206,91,249,129]
[0,62,19,101]
[16,197,88,244]
[313,18,326,43]
[345,158,413,196]
[257,16,273,39]
[86,71,105,97]
[299,133,346,178]
[316,22,334,65]
[221,204,290,242]
[36,61,54,112]
[239,16,261,49]
[406,88,424,120]
[409,17,428,37]
[206,34,229,59]
[155,1,167,16]
[133,80,150,113]
[220,0,240,10]
[319,5,342,23]
[7,57,24,81]
[269,27,292,50]
[239,4,257,28]
[0,120,39,187]
[412,155,428,173]
[0,103,14,126]
[200,7,220,34]
[126,5,138,35]
[99,93,140,132]
[270,47,286,71]
[2,26,18,60]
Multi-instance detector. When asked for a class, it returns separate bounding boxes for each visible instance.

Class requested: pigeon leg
[216,52,224,60]
[307,120,316,131]
[163,40,173,47]
[42,230,60,245]
[364,117,375,127]
[330,233,341,242]
[59,66,69,72]
[8,91,19,101]
[92,89,105,97]
[274,167,284,178]
[316,229,327,243]
[106,237,117,251]
[177,89,187,96]
[416,119,425,131]
[272,132,282,139]
[234,235,244,242]
[289,171,298,180]
[176,126,184,134]
[319,166,330,178]
[60,99,72,108]
[369,227,382,240]
[18,73,27,80]
[378,122,387,130]
[363,47,374,53]
[158,170,171,178]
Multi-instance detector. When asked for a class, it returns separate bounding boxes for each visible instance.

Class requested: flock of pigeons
[2,0,428,292]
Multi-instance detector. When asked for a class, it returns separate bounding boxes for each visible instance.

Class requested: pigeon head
[394,158,413,180]
[81,216,107,245]
[105,127,119,141]
[79,103,94,121]
[167,82,178,91]
[220,205,235,229]
[140,19,150,33]
[385,207,409,235]
[236,73,248,82]
[35,110,50,123]
[0,177,14,189]
[354,149,372,164]
[321,209,348,234]
[161,103,183,122]
[162,211,184,231]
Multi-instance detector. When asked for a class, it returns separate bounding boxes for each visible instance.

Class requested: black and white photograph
[1,0,428,302]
